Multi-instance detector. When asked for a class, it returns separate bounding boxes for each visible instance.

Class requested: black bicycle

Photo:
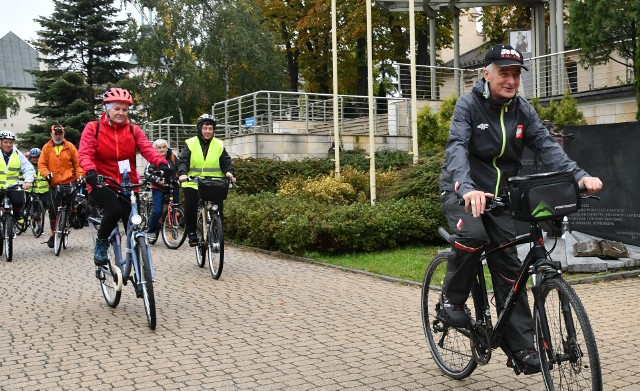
[190,176,231,279]
[52,182,80,256]
[421,171,602,390]
[15,179,46,238]
[0,183,24,262]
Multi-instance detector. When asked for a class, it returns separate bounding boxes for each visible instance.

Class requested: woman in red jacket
[79,88,170,265]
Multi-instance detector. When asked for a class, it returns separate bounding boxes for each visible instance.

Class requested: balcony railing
[394,48,634,100]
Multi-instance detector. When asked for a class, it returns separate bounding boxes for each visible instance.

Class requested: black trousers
[440,191,534,352]
[48,186,76,231]
[183,187,224,235]
[89,187,132,241]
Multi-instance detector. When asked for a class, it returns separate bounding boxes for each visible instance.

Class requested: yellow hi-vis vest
[182,136,224,190]
[0,152,22,189]
[34,172,49,194]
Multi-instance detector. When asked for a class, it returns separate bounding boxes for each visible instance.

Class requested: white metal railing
[211,91,412,138]
[394,48,634,100]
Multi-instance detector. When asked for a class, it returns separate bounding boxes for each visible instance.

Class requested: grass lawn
[306,245,446,283]
[304,245,633,284]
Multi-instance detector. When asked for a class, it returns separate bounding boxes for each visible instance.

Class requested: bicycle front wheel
[54,209,66,256]
[194,211,206,268]
[99,258,121,308]
[207,213,224,279]
[136,236,156,330]
[421,251,477,379]
[3,216,13,262]
[535,278,602,391]
[30,199,45,238]
[162,206,186,249]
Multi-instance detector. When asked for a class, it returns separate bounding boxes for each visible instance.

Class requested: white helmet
[0,130,15,140]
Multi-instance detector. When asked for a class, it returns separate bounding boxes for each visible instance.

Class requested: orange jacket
[38,140,84,187]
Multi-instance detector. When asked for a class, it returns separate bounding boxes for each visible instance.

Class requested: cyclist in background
[26,147,51,217]
[438,44,603,374]
[38,125,84,248]
[78,87,171,265]
[143,138,180,242]
[0,130,34,219]
[178,114,235,247]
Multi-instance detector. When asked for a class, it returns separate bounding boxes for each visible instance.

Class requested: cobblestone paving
[1,228,639,390]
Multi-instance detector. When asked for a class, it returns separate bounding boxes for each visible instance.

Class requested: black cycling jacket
[439,78,588,198]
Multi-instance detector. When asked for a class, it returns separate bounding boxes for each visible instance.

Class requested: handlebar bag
[197,178,229,202]
[507,170,581,222]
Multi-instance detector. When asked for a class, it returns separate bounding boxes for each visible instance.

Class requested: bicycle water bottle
[122,170,131,197]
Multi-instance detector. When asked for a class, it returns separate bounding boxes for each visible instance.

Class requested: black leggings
[89,187,132,241]
[183,187,224,235]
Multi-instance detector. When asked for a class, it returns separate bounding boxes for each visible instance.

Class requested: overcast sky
[0,0,138,44]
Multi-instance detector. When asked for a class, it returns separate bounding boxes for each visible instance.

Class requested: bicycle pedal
[95,268,106,280]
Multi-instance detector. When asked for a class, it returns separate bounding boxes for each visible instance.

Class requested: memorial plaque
[519,122,639,246]
[563,122,640,246]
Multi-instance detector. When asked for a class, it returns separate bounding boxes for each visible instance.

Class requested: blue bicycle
[90,170,157,330]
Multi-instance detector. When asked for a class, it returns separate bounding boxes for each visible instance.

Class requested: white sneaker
[148,232,157,241]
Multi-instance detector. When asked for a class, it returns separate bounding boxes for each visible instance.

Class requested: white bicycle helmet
[0,130,15,140]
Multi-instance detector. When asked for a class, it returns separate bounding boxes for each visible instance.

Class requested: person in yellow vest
[0,130,35,221]
[38,124,84,248]
[26,147,51,216]
[178,114,235,247]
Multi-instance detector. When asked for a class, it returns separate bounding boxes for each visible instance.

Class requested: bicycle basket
[507,170,581,222]
[197,178,229,201]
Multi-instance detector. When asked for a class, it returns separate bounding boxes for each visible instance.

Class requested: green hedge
[225,192,446,255]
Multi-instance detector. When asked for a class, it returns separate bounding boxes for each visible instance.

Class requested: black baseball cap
[484,44,528,71]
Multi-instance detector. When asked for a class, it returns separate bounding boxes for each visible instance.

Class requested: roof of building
[0,31,40,90]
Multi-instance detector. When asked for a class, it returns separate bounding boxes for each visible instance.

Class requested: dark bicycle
[15,179,46,238]
[190,176,231,279]
[421,171,602,390]
[52,181,81,256]
[0,183,24,262]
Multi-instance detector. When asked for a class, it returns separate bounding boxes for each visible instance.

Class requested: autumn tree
[125,0,285,123]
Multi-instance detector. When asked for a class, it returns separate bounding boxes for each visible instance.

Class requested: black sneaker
[508,347,541,374]
[440,295,470,327]
[188,232,198,247]
[47,236,55,248]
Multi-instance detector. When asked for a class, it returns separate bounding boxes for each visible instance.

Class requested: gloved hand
[158,163,174,179]
[179,174,188,183]
[85,169,98,188]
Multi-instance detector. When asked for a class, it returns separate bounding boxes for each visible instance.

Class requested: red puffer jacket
[79,113,167,191]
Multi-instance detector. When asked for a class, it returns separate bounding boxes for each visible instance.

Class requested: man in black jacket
[438,44,603,373]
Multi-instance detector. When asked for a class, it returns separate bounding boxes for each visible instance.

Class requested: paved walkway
[1,228,639,390]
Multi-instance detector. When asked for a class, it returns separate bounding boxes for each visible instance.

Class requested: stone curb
[230,243,640,288]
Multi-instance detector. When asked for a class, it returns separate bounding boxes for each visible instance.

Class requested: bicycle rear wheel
[3,216,13,262]
[162,206,186,249]
[421,251,477,379]
[135,236,156,330]
[30,199,45,238]
[535,278,602,391]
[54,209,66,256]
[207,214,224,279]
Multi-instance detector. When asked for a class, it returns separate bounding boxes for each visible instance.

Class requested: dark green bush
[225,192,446,255]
